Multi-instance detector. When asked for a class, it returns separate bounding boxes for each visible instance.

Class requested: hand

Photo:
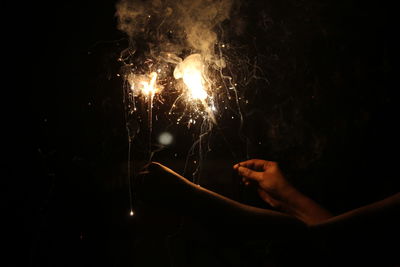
[234,159,333,224]
[234,159,296,209]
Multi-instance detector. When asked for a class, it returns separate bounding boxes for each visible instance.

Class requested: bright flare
[183,69,207,100]
[174,54,208,100]
[140,72,158,96]
[129,72,159,97]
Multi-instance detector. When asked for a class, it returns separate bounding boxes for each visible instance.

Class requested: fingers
[237,166,264,182]
[233,159,269,172]
[233,159,270,183]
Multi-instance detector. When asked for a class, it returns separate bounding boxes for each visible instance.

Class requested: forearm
[314,192,400,233]
[281,187,333,225]
[138,162,307,240]
[308,193,400,265]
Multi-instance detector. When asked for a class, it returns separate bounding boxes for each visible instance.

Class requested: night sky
[11,0,399,266]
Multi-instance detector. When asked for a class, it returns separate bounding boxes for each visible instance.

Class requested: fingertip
[234,163,242,169]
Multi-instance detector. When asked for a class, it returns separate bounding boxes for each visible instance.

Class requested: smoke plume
[115,0,235,64]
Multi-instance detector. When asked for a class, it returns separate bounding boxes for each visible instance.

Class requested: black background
[9,0,399,266]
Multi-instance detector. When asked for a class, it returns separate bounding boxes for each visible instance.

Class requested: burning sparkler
[116,0,247,213]
[128,71,160,161]
[129,71,160,98]
[174,54,217,124]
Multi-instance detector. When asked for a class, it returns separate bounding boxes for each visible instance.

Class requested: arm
[139,161,399,263]
[137,162,307,240]
[314,192,400,232]
[235,159,399,263]
[310,192,400,265]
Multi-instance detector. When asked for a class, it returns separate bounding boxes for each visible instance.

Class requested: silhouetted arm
[313,192,400,236]
[311,193,400,265]
[137,162,307,240]
[138,161,399,263]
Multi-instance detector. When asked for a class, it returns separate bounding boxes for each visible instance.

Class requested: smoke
[115,0,236,64]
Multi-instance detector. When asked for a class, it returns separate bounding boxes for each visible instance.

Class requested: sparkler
[121,49,247,215]
[124,53,220,188]
[174,54,217,124]
[129,71,160,161]
[124,71,161,216]
[116,0,247,212]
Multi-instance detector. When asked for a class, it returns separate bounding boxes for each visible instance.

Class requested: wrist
[278,185,304,213]
[282,188,332,225]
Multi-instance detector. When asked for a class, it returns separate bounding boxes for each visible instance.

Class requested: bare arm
[314,192,400,232]
[138,161,399,264]
[310,193,400,265]
[137,162,307,240]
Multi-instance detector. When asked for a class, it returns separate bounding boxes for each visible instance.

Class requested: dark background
[10,0,399,266]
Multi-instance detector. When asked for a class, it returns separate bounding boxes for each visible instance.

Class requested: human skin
[137,162,307,240]
[234,159,333,225]
[137,162,400,264]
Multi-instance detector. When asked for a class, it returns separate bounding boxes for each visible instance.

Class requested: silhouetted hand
[234,159,332,224]
[234,159,295,209]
